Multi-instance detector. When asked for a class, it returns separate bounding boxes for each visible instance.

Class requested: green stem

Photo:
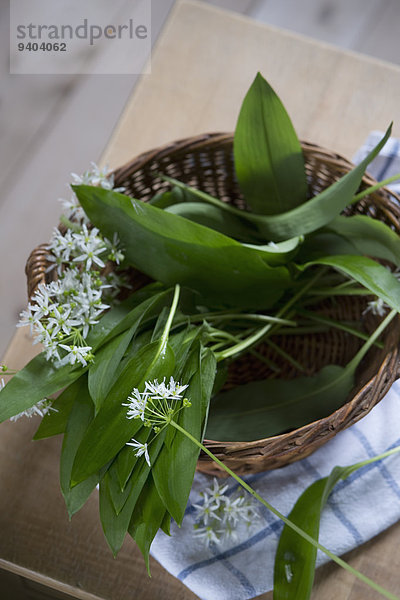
[352,173,400,204]
[348,309,397,371]
[264,339,306,373]
[216,269,327,361]
[160,284,181,351]
[170,420,400,600]
[192,313,297,327]
[296,309,384,348]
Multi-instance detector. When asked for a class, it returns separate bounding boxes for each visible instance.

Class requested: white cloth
[150,135,400,600]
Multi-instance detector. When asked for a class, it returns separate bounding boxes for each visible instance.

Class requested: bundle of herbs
[2,73,400,599]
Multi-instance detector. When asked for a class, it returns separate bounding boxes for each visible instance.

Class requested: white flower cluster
[9,398,57,422]
[18,164,126,369]
[0,366,56,423]
[363,297,388,317]
[124,377,190,466]
[193,478,259,546]
[61,162,125,224]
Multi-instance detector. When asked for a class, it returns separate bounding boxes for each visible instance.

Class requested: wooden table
[2,1,400,598]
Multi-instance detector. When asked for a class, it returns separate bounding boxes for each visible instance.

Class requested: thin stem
[264,339,306,373]
[216,269,327,361]
[160,284,181,351]
[192,313,297,327]
[296,309,384,348]
[352,173,400,204]
[348,309,397,371]
[170,420,400,600]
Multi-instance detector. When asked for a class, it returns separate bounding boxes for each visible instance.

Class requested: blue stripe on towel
[177,520,283,581]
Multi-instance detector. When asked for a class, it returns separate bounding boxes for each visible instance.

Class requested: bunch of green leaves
[67,72,400,442]
[1,71,400,599]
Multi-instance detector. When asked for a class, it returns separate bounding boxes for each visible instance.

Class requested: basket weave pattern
[26,133,400,476]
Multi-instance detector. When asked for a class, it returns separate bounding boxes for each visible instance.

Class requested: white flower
[145,376,189,400]
[123,388,148,421]
[193,525,221,546]
[221,495,246,527]
[17,304,41,334]
[363,297,388,317]
[104,233,125,265]
[10,398,57,422]
[47,305,81,337]
[72,225,107,270]
[204,477,229,508]
[58,344,93,366]
[193,496,221,526]
[126,439,151,467]
[193,478,261,547]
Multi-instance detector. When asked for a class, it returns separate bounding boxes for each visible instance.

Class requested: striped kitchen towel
[150,134,400,600]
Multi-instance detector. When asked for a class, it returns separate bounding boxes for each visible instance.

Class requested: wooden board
[2,1,400,598]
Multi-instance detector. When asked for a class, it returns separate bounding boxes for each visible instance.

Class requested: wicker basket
[26,133,400,476]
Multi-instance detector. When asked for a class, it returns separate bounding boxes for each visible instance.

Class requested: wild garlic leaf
[88,290,172,412]
[274,445,400,600]
[152,346,217,525]
[162,126,391,242]
[33,375,85,440]
[324,215,400,267]
[88,327,137,414]
[99,431,167,556]
[234,72,307,215]
[129,473,169,574]
[206,365,352,441]
[0,354,86,423]
[166,202,264,243]
[307,255,400,312]
[206,309,395,441]
[73,184,291,310]
[60,375,98,518]
[71,340,175,485]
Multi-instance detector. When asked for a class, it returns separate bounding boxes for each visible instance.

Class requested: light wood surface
[2,1,400,598]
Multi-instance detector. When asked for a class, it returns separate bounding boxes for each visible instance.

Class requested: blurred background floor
[1,0,400,360]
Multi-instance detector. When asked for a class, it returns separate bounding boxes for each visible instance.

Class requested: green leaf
[73,185,291,309]
[71,340,175,485]
[163,126,391,242]
[86,284,168,350]
[307,254,400,312]
[60,376,98,517]
[0,354,85,423]
[128,474,168,573]
[324,215,400,267]
[88,289,173,412]
[99,431,167,556]
[166,202,263,243]
[274,445,400,599]
[108,429,166,515]
[206,309,396,441]
[33,376,85,440]
[99,473,137,557]
[152,347,216,524]
[242,237,302,266]
[234,72,307,214]
[206,364,352,441]
[88,327,136,413]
